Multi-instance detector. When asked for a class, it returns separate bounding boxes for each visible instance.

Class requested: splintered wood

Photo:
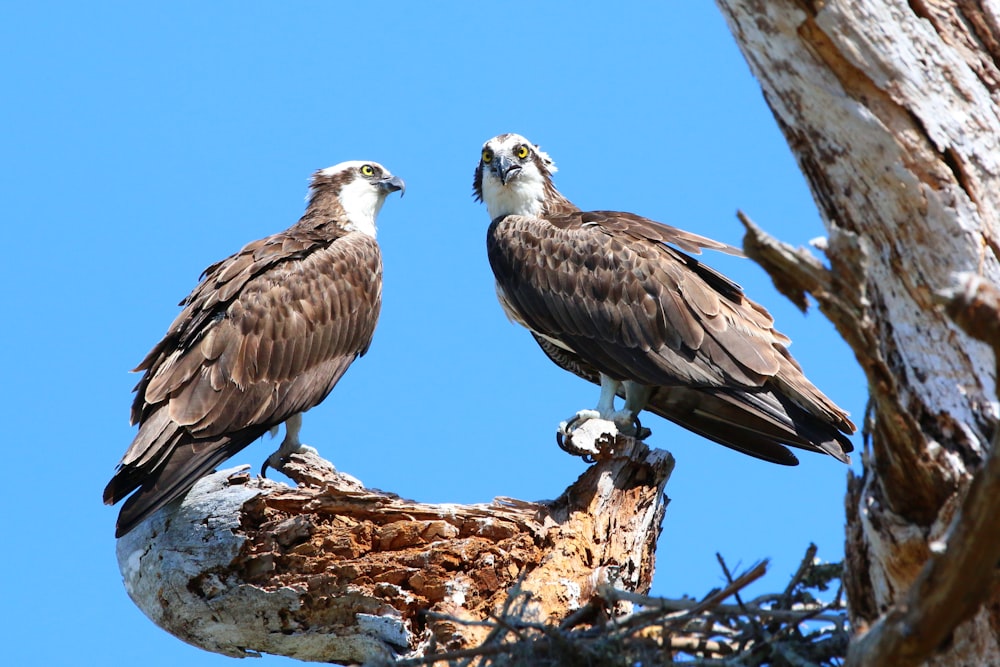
[116,440,673,664]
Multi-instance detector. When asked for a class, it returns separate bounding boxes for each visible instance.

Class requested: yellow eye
[360,164,375,176]
[515,145,530,159]
[482,149,493,163]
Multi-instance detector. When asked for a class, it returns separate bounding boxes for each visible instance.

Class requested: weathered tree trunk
[716,1,1000,665]
[116,436,672,663]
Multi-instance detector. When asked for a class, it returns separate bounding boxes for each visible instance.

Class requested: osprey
[104,161,404,537]
[473,133,853,464]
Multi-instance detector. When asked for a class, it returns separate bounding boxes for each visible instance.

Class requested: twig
[629,599,843,625]
[783,543,819,600]
[395,642,513,666]
[717,552,767,648]
[601,559,769,633]
[401,549,846,666]
[738,210,837,313]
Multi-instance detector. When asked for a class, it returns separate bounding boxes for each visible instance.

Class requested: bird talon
[561,412,585,434]
[556,410,613,460]
[556,429,568,453]
[261,442,318,478]
[260,455,282,479]
[557,427,592,458]
[556,421,578,455]
[632,415,652,441]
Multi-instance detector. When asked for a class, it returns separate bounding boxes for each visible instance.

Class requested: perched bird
[473,133,853,464]
[104,161,404,537]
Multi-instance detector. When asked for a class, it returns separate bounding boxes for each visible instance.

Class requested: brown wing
[535,332,850,463]
[559,210,744,259]
[104,228,382,535]
[489,211,853,462]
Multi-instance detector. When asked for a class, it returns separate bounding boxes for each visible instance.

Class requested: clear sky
[1,3,866,665]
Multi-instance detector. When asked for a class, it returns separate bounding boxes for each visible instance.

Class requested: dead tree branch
[116,432,672,663]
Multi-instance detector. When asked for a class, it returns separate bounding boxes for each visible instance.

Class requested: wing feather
[488,209,854,460]
[107,227,382,536]
[530,333,852,464]
[488,212,767,388]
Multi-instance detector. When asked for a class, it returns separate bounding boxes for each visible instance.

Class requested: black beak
[493,155,521,186]
[379,175,406,197]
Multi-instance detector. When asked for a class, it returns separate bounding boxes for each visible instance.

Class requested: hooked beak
[493,155,521,186]
[379,174,406,197]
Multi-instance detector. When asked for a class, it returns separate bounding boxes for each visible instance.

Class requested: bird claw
[557,428,595,460]
[557,410,600,455]
[609,410,651,440]
[557,411,618,461]
[631,414,652,441]
[260,444,318,478]
[556,429,598,462]
[561,409,601,432]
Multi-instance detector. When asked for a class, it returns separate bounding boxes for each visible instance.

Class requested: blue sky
[1,3,866,665]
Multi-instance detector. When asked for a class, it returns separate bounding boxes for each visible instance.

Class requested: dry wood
[115,430,672,663]
[394,547,848,666]
[844,275,1000,667]
[718,1,1000,664]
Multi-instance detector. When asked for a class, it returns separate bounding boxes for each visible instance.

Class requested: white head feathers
[476,134,558,220]
[309,160,402,238]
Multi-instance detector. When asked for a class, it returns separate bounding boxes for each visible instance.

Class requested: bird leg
[595,376,651,438]
[558,375,620,436]
[261,413,318,477]
[559,375,653,457]
[557,377,653,455]
[621,381,653,440]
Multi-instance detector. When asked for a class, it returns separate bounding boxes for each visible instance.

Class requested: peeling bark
[844,275,1000,666]
[116,435,672,663]
[718,1,1000,664]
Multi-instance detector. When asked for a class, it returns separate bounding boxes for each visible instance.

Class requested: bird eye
[515,145,530,159]
[482,149,493,164]
[360,164,375,177]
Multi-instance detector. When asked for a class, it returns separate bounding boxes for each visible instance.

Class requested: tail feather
[104,412,268,538]
[645,385,853,465]
[530,333,853,465]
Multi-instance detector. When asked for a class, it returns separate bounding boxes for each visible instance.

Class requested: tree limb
[116,433,673,663]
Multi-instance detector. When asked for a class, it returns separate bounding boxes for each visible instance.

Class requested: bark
[717,1,1000,665]
[116,432,672,663]
[845,275,1000,667]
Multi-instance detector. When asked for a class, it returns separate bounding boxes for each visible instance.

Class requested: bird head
[473,133,558,220]
[310,161,405,238]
